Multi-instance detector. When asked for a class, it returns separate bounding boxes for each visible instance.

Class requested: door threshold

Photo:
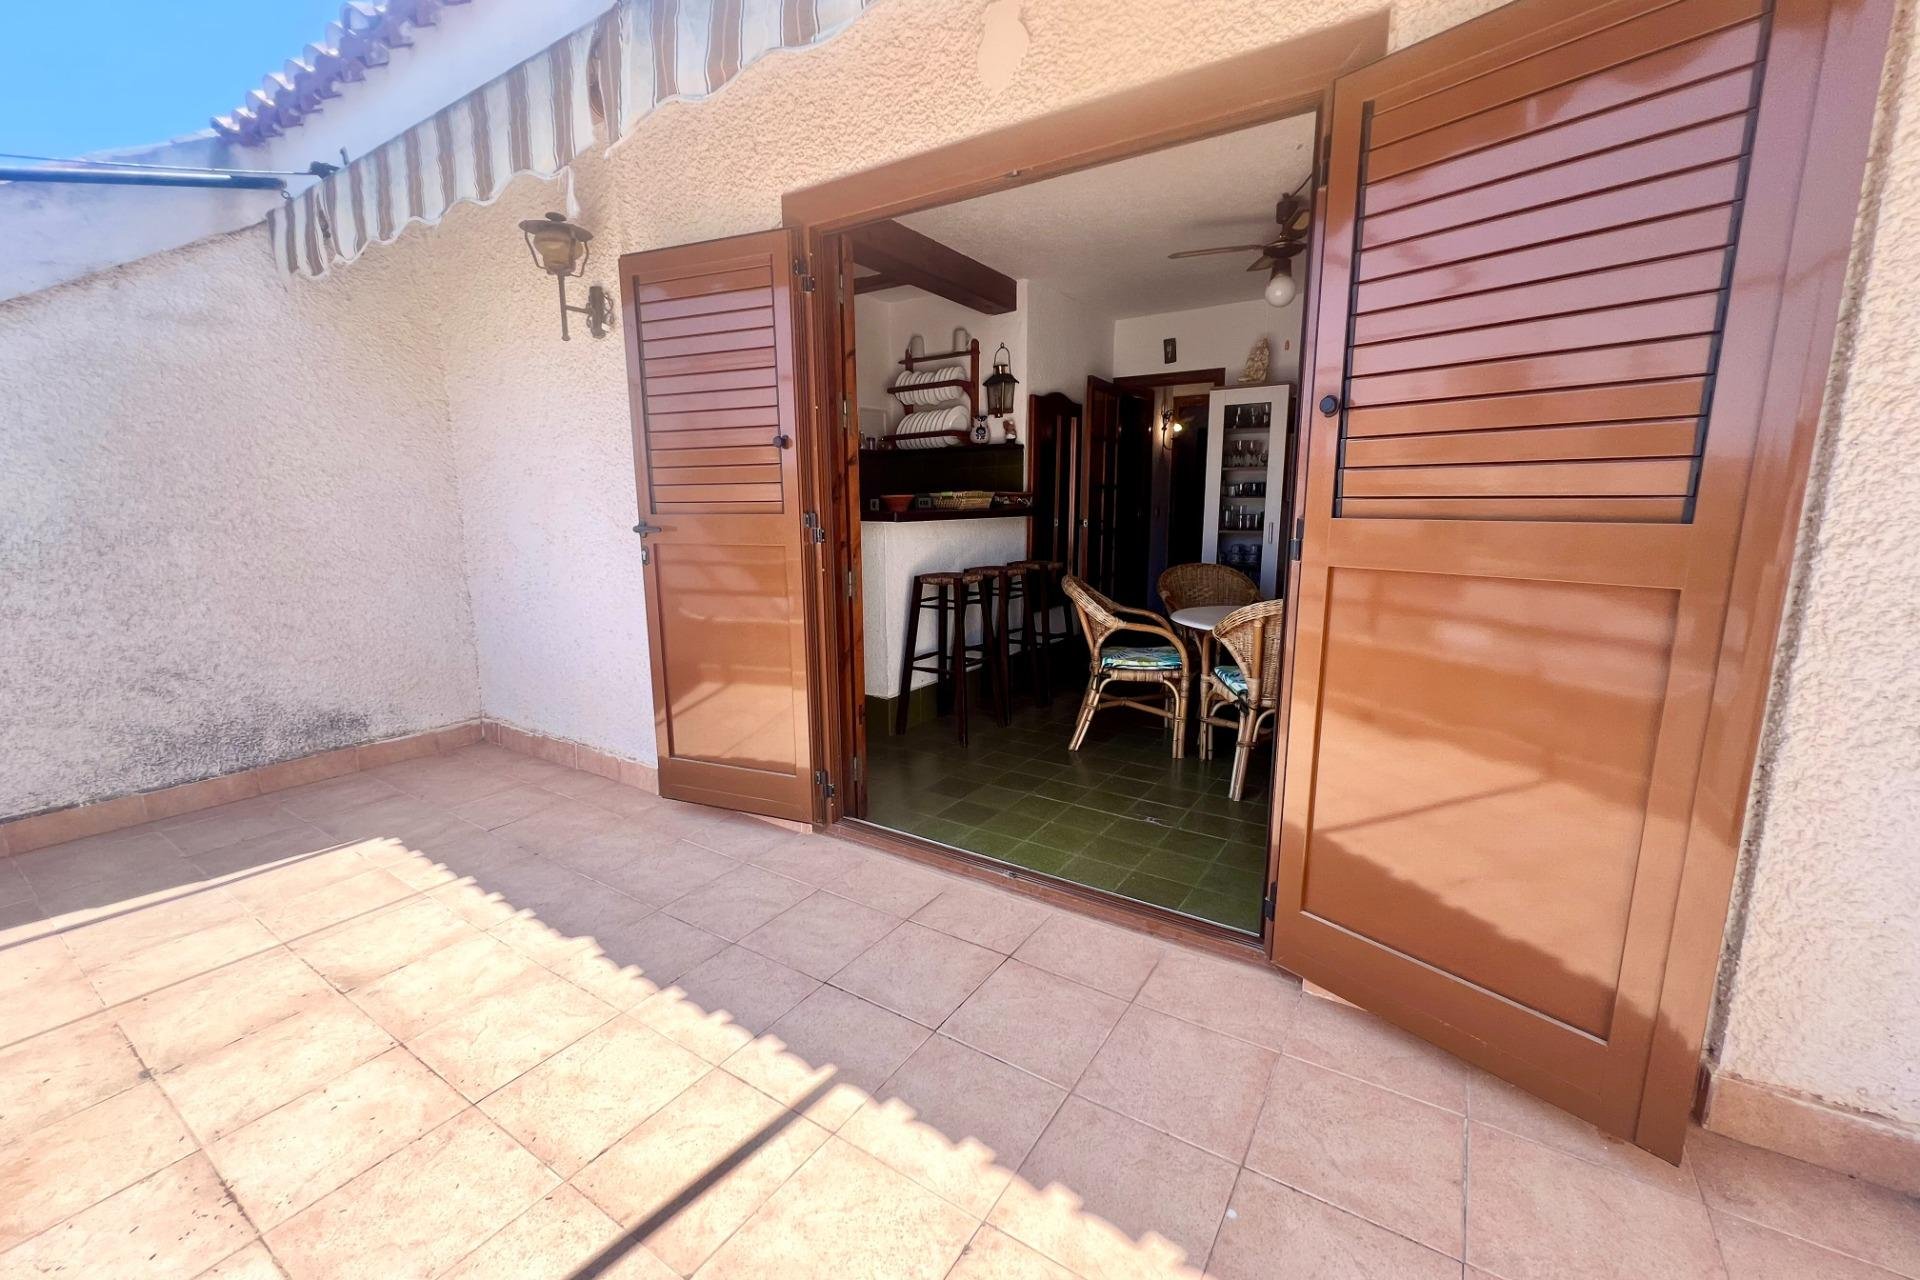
[834,816,1269,963]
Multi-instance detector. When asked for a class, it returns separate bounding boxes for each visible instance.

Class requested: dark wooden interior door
[1275,0,1827,1157]
[1026,391,1082,569]
[621,230,817,822]
[1079,376,1121,596]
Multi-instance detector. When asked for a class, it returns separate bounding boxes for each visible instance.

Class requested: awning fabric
[270,0,875,278]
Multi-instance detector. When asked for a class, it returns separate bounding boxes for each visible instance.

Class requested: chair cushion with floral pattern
[1211,664,1249,699]
[1099,645,1184,672]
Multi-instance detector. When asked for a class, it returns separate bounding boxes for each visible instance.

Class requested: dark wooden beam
[852,273,902,295]
[845,220,1017,314]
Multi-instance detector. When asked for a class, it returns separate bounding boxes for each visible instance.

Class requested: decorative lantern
[517,211,613,341]
[983,342,1020,417]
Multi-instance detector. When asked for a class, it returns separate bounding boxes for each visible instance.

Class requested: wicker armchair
[1157,563,1258,615]
[1060,575,1191,758]
[1199,598,1288,800]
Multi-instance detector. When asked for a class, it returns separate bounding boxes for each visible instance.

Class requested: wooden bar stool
[896,569,993,744]
[1007,559,1068,706]
[965,565,1017,725]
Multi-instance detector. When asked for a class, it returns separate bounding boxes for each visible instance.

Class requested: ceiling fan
[1167,193,1310,306]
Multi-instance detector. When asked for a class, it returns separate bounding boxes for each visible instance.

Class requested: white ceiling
[890,113,1315,319]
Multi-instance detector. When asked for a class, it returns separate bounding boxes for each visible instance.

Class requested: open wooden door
[1274,0,1872,1157]
[621,230,819,823]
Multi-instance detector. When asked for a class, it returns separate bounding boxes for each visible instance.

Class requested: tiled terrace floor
[2,743,1916,1279]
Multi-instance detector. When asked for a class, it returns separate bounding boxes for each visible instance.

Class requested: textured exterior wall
[1713,0,1920,1127]
[0,229,479,816]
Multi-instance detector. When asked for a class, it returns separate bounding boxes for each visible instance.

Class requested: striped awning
[270,0,875,278]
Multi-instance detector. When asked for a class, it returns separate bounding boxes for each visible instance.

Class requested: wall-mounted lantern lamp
[983,342,1020,417]
[1160,407,1185,451]
[518,211,613,341]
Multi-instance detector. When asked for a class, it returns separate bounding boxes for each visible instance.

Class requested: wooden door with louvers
[620,230,817,823]
[1274,0,1828,1155]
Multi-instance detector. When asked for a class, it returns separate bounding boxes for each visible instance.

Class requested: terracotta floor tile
[208,843,376,910]
[722,985,931,1130]
[943,960,1126,1087]
[287,895,478,991]
[947,1225,1079,1280]
[0,859,31,908]
[0,1152,252,1279]
[478,1015,709,1175]
[1244,1054,1464,1257]
[386,823,536,893]
[551,948,670,1011]
[0,970,102,1051]
[1077,1004,1275,1161]
[680,812,800,860]
[636,945,821,1063]
[1135,947,1300,1053]
[406,965,615,1101]
[271,772,404,820]
[1012,913,1165,1000]
[662,864,813,940]
[745,834,866,886]
[158,994,394,1142]
[1469,1071,1700,1197]
[578,909,731,995]
[161,804,311,858]
[841,1034,1066,1217]
[428,853,574,929]
[0,1014,146,1146]
[695,1136,977,1279]
[991,1096,1236,1279]
[832,921,1004,1027]
[487,880,657,968]
[367,755,519,808]
[911,884,1053,955]
[574,1069,830,1276]
[349,931,539,1040]
[87,915,280,1005]
[823,853,951,917]
[0,1081,196,1251]
[207,1047,465,1228]
[30,857,208,920]
[59,885,253,971]
[591,840,741,906]
[740,889,898,980]
[1689,1128,1920,1276]
[16,830,194,904]
[197,1241,291,1279]
[1709,1209,1907,1280]
[1207,1167,1460,1280]
[1466,1121,1723,1279]
[0,899,45,948]
[257,867,416,942]
[266,1110,557,1280]
[113,947,334,1071]
[441,1184,677,1280]
[450,783,565,830]
[1283,994,1470,1114]
[494,798,633,860]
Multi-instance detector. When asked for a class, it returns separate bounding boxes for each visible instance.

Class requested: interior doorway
[834,113,1317,937]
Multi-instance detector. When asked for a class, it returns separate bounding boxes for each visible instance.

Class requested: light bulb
[1264,265,1297,307]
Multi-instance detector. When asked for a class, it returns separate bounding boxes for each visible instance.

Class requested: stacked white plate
[890,365,965,406]
[892,404,970,449]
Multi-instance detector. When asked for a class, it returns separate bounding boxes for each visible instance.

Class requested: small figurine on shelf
[970,418,992,444]
[1238,336,1271,385]
[1002,418,1018,444]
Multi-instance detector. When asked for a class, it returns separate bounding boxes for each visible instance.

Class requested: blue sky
[0,3,346,158]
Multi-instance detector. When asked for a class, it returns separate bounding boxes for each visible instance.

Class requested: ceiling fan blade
[1168,245,1272,259]
[1246,254,1278,272]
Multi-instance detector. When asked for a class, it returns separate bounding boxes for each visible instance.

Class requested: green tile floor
[864,677,1272,934]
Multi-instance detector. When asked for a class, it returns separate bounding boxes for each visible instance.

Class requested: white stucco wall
[5,0,1916,1138]
[0,228,478,816]
[1113,296,1305,383]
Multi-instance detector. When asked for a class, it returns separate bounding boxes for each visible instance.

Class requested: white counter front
[860,516,1029,699]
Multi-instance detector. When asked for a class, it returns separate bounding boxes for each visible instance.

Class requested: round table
[1170,603,1236,677]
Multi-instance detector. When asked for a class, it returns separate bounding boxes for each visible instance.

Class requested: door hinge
[845,567,856,599]
[802,510,828,544]
[841,395,851,436]
[1287,516,1305,563]
[795,259,818,293]
[851,754,863,785]
[1263,882,1277,921]
[814,768,836,799]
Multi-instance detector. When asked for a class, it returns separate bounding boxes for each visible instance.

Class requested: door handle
[1318,394,1341,417]
[632,521,664,537]
[772,432,792,449]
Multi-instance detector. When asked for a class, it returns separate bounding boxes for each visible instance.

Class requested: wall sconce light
[518,211,613,341]
[983,342,1020,417]
[1160,407,1185,451]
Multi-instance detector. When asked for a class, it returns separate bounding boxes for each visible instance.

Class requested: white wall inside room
[0,228,478,817]
[1113,297,1303,383]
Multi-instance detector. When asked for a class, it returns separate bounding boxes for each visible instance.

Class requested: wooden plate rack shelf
[882,339,980,449]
